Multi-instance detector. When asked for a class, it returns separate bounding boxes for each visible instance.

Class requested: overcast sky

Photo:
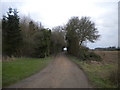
[0,0,119,49]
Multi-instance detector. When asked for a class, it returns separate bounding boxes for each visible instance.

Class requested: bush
[88,52,102,61]
[78,46,101,61]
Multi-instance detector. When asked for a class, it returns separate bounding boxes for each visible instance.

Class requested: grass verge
[68,56,117,88]
[2,57,53,87]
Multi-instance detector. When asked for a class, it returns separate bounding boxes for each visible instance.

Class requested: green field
[2,57,53,87]
[69,56,118,88]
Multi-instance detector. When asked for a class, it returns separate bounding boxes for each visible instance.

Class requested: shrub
[88,52,102,61]
[78,46,101,61]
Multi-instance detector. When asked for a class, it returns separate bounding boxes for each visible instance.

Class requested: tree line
[95,46,120,51]
[2,8,100,60]
[2,8,66,58]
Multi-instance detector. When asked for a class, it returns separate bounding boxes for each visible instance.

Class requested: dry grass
[94,51,118,64]
[70,51,119,87]
[94,51,118,87]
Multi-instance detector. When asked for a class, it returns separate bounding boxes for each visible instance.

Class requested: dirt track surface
[8,54,92,88]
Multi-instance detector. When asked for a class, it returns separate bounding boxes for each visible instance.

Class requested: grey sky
[0,0,119,49]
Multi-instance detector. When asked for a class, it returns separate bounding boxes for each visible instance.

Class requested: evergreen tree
[2,8,22,57]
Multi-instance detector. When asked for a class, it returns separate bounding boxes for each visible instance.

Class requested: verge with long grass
[69,55,118,88]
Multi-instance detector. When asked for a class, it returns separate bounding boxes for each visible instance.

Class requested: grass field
[69,51,118,88]
[2,57,53,87]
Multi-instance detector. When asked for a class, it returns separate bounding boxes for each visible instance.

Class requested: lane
[8,55,92,88]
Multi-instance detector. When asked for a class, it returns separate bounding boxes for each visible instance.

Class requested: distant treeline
[94,46,120,51]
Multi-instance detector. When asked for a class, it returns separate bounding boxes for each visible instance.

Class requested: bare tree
[77,16,100,45]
